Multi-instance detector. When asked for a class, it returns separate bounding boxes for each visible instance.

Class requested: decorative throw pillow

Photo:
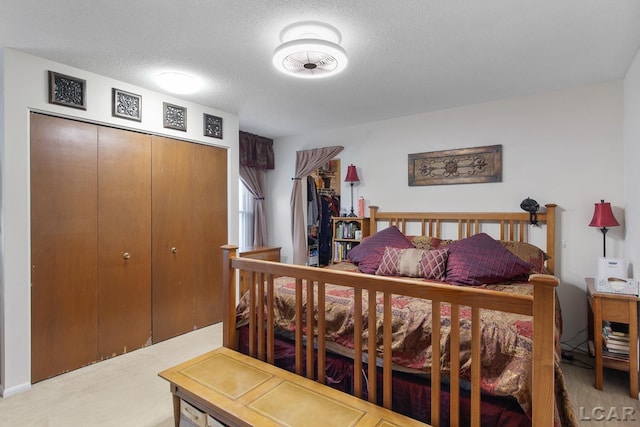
[500,241,550,274]
[445,233,534,285]
[408,236,453,250]
[376,247,449,281]
[420,248,449,281]
[347,226,414,274]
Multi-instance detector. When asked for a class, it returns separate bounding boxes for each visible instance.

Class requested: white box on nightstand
[595,277,639,296]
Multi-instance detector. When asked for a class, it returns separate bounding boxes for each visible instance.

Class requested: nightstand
[586,277,639,399]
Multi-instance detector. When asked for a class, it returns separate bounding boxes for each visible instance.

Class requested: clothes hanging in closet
[319,195,340,265]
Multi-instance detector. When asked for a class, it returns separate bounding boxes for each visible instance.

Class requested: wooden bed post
[529,273,558,427]
[369,205,379,233]
[221,245,238,349]
[544,204,557,275]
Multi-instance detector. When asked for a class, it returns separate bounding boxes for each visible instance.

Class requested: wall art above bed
[408,144,502,186]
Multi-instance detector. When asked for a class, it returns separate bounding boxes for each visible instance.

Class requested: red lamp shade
[345,164,360,183]
[588,200,619,228]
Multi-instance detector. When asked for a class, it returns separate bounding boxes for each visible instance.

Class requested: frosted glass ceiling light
[157,72,201,94]
[273,21,348,79]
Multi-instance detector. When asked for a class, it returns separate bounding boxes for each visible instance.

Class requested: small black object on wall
[520,197,540,225]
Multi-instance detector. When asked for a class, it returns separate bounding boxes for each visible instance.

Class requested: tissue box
[595,277,639,296]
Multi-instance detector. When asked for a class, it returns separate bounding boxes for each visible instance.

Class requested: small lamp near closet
[588,199,619,257]
[344,164,360,217]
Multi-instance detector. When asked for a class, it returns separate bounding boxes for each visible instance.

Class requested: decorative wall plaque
[112,88,142,121]
[48,71,86,110]
[203,113,223,139]
[408,145,502,186]
[163,102,187,131]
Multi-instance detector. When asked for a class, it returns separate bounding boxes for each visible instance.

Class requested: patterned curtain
[239,131,274,169]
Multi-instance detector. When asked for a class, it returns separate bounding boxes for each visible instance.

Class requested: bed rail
[221,247,557,426]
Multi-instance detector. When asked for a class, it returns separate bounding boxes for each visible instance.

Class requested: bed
[221,204,578,427]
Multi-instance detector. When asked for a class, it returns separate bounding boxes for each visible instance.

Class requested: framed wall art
[112,88,142,121]
[163,102,187,131]
[48,70,87,110]
[408,144,502,186]
[203,113,223,139]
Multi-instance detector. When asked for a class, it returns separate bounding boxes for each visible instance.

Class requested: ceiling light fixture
[273,21,348,79]
[157,72,201,94]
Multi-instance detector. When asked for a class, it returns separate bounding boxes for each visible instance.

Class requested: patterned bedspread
[235,262,577,426]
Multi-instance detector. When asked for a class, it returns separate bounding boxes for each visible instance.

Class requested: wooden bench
[159,347,431,427]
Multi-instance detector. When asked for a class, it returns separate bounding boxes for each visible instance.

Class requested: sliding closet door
[97,127,152,357]
[192,143,227,327]
[151,136,195,342]
[30,113,98,382]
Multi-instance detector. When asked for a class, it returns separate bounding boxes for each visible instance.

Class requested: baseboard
[1,382,31,398]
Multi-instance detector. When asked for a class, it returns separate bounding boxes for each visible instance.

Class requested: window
[239,180,254,248]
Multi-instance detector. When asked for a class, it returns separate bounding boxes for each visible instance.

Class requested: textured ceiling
[2,1,640,139]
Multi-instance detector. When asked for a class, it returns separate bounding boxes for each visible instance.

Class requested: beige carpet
[1,323,639,426]
[560,351,640,426]
[0,323,222,427]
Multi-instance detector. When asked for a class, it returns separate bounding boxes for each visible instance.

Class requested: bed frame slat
[450,304,461,425]
[295,278,303,375]
[306,279,314,379]
[383,291,393,409]
[431,299,442,425]
[471,306,481,427]
[317,282,326,384]
[354,288,363,398]
[368,292,377,404]
[266,275,275,364]
[257,273,265,361]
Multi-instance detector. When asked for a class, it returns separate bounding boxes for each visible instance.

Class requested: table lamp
[344,164,360,217]
[588,199,619,257]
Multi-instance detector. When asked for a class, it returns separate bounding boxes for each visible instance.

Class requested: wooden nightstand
[238,246,281,295]
[586,277,639,399]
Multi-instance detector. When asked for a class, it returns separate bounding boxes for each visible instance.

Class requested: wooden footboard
[221,247,558,427]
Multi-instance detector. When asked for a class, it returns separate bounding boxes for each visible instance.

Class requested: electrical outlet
[562,240,567,248]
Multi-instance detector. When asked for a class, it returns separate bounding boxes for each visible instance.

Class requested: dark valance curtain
[239,131,274,170]
[239,131,275,247]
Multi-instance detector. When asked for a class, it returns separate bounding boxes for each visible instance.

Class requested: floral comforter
[235,262,577,426]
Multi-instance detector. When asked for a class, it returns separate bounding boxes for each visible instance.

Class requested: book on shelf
[605,345,630,354]
[602,321,630,355]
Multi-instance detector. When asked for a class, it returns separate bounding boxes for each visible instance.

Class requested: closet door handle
[171,247,178,254]
[123,252,131,260]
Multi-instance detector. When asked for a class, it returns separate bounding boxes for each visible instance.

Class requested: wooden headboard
[369,203,557,275]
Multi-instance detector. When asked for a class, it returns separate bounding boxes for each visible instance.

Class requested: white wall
[624,50,640,280]
[268,81,625,348]
[0,49,240,397]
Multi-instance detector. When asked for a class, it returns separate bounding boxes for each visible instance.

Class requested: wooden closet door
[30,113,98,383]
[151,136,195,342]
[97,127,152,358]
[192,143,227,327]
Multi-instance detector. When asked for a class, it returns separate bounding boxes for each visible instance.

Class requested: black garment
[319,195,339,265]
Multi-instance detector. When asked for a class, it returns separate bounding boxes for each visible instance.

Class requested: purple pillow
[445,233,534,285]
[347,226,414,274]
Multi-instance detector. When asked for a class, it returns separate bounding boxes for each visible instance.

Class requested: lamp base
[347,183,357,217]
[600,227,609,258]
